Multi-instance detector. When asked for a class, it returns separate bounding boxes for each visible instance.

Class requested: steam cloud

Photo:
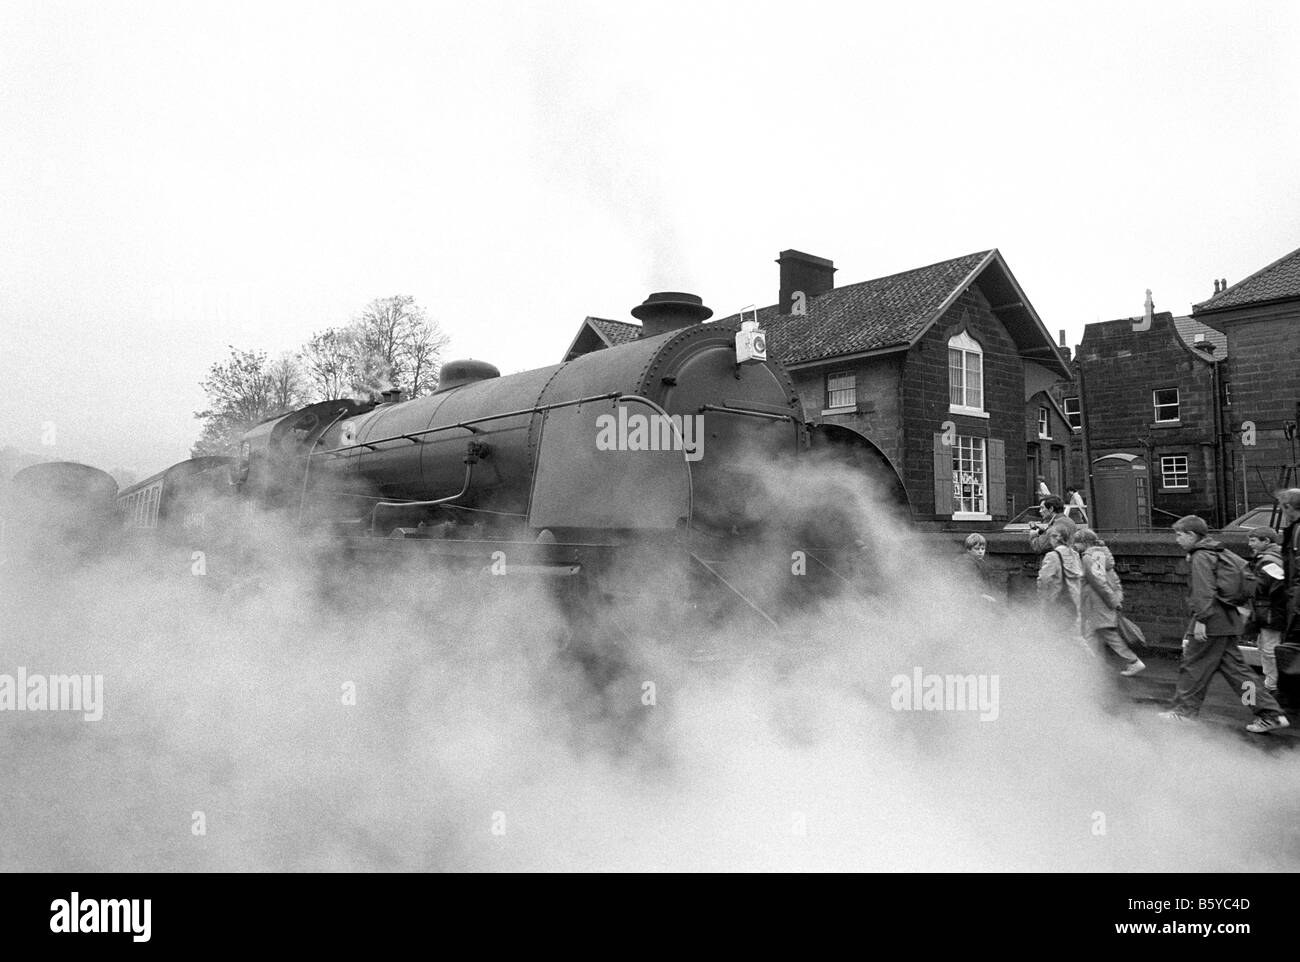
[3,456,1300,872]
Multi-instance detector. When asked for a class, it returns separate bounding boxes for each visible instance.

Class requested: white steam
[3,457,1300,872]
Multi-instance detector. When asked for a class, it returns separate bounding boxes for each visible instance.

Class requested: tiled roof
[715,251,993,365]
[1193,245,1300,314]
[587,317,641,347]
[1172,315,1228,358]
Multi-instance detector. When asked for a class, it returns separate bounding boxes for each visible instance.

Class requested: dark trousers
[1170,633,1284,719]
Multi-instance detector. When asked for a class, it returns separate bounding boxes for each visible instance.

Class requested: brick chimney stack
[777,250,835,315]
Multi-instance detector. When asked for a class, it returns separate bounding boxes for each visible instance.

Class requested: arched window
[948,331,984,415]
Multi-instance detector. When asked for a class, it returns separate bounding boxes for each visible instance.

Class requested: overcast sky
[3,0,1298,474]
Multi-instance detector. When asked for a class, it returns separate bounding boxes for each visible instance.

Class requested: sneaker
[1120,660,1146,677]
[1158,711,1194,722]
[1246,715,1290,734]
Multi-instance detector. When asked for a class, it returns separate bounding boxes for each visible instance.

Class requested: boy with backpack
[1160,515,1289,732]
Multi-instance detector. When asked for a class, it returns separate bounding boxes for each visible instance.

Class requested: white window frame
[825,371,856,411]
[1037,407,1050,439]
[1160,455,1189,489]
[1063,396,1081,430]
[948,331,986,417]
[951,435,990,520]
[1153,387,1180,423]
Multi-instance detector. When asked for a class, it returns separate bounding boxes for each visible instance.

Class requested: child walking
[1073,527,1145,675]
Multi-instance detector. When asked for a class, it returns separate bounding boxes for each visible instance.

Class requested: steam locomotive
[15,293,881,636]
[224,292,871,633]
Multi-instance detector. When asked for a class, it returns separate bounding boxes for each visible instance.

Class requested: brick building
[1045,342,1086,490]
[1024,389,1074,511]
[1075,309,1228,526]
[566,249,1072,529]
[1193,244,1300,510]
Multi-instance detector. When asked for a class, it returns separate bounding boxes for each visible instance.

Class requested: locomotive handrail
[610,393,695,528]
[312,391,627,458]
[369,459,476,535]
[698,403,796,422]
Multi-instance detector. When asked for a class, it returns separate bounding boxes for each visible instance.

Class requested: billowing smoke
[525,16,694,293]
[3,455,1300,873]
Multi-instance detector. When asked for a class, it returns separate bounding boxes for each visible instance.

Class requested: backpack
[1044,546,1083,610]
[1247,552,1286,628]
[1213,548,1251,606]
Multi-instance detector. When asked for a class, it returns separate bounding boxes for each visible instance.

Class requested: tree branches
[193,296,449,456]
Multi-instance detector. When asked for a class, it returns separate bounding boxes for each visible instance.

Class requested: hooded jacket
[1038,544,1083,618]
[1079,543,1123,633]
[1284,519,1300,633]
[1186,537,1244,636]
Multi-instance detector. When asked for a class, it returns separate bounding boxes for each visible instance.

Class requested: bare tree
[300,328,358,401]
[351,295,449,399]
[300,296,449,401]
[267,352,308,412]
[403,312,450,398]
[192,347,301,457]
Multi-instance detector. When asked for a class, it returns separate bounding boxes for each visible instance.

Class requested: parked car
[1222,505,1280,533]
[1002,504,1088,532]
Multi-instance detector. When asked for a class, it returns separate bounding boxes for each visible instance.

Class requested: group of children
[961,502,1292,734]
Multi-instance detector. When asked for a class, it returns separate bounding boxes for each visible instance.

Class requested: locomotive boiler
[237,294,805,543]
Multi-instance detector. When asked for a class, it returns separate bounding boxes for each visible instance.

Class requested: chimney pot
[776,250,835,315]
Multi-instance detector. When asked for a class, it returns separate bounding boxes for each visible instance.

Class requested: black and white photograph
[1,0,1298,926]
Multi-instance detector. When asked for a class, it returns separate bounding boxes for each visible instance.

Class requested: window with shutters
[952,435,987,518]
[936,434,1003,520]
[948,331,985,416]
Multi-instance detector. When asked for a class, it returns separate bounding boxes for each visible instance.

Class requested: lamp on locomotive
[735,317,767,365]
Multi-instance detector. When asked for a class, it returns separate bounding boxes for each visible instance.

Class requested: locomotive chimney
[777,250,835,315]
[631,292,713,338]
